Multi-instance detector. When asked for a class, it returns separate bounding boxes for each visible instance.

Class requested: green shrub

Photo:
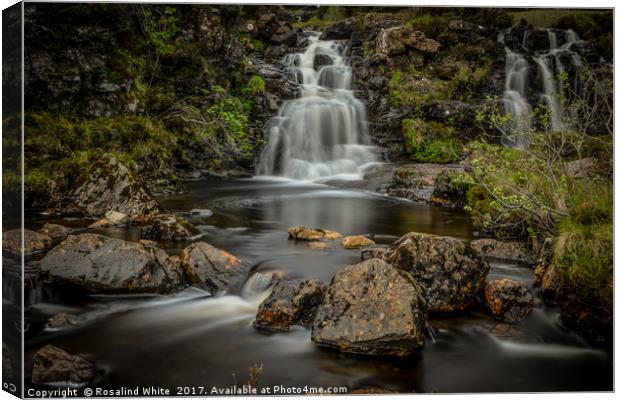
[245,75,266,96]
[402,118,462,163]
[389,68,457,108]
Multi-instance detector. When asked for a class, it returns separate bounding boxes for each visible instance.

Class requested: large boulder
[140,213,200,241]
[70,154,159,222]
[255,279,326,331]
[40,234,185,293]
[470,239,532,264]
[288,226,342,241]
[484,279,534,322]
[2,228,52,256]
[179,242,250,294]
[312,258,427,356]
[31,345,96,384]
[380,232,490,314]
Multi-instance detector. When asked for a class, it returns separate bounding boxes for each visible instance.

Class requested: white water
[257,35,378,180]
[501,28,582,147]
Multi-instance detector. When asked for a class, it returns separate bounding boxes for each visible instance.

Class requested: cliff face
[20,5,611,206]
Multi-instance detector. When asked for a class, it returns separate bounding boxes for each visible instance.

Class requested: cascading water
[257,35,378,180]
[500,28,582,147]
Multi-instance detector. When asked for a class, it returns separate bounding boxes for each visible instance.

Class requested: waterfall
[500,28,582,146]
[257,35,378,180]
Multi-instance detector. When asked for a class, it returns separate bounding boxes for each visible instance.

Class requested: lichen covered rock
[2,228,52,256]
[40,234,185,293]
[484,279,534,322]
[31,345,96,384]
[179,241,250,294]
[288,226,342,241]
[312,258,427,356]
[341,235,375,249]
[255,279,326,331]
[70,154,159,222]
[381,232,489,314]
[140,213,200,241]
[471,238,532,264]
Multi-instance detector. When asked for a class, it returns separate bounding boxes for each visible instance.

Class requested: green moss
[245,75,266,95]
[405,13,449,37]
[389,68,457,108]
[402,118,462,163]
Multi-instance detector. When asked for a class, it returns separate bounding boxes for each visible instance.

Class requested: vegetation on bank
[461,66,613,311]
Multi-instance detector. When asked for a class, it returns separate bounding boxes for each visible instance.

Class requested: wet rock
[2,228,52,256]
[179,241,250,294]
[141,213,200,241]
[288,226,342,241]
[70,154,159,222]
[31,345,96,384]
[561,297,612,345]
[313,53,333,69]
[40,234,185,293]
[319,18,355,40]
[189,209,213,217]
[431,169,472,208]
[484,279,534,322]
[139,239,159,248]
[541,265,565,303]
[306,241,332,250]
[533,264,546,285]
[37,223,71,243]
[341,235,375,249]
[88,218,113,229]
[255,279,326,331]
[380,232,490,314]
[360,247,387,261]
[388,164,464,202]
[312,258,427,356]
[470,239,532,264]
[46,312,78,329]
[104,210,129,225]
[3,343,12,379]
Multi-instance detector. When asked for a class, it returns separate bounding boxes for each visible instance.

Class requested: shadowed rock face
[179,241,250,294]
[312,258,427,356]
[255,279,327,331]
[484,279,534,322]
[70,154,159,222]
[31,345,96,384]
[40,234,185,293]
[381,232,490,314]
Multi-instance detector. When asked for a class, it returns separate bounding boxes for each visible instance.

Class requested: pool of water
[21,178,612,393]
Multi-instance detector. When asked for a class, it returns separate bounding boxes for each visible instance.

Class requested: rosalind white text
[93,386,171,396]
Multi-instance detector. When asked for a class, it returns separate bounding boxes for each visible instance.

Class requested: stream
[23,178,612,393]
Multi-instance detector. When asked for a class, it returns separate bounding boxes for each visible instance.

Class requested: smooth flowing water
[23,179,612,393]
[257,36,378,180]
[500,28,582,146]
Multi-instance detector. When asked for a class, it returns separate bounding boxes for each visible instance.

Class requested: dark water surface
[23,178,612,393]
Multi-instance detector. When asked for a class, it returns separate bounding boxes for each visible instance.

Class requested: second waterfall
[257,35,378,180]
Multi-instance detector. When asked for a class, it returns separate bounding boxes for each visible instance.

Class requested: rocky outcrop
[288,226,342,241]
[255,279,326,331]
[360,247,387,261]
[312,258,427,356]
[256,13,297,46]
[179,241,250,294]
[341,235,375,249]
[541,265,565,303]
[140,213,200,241]
[2,228,52,256]
[470,239,533,264]
[40,234,185,293]
[37,223,72,243]
[431,169,472,208]
[319,18,355,40]
[386,164,465,203]
[375,26,440,58]
[380,232,489,314]
[484,279,534,322]
[31,345,96,384]
[70,154,159,222]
